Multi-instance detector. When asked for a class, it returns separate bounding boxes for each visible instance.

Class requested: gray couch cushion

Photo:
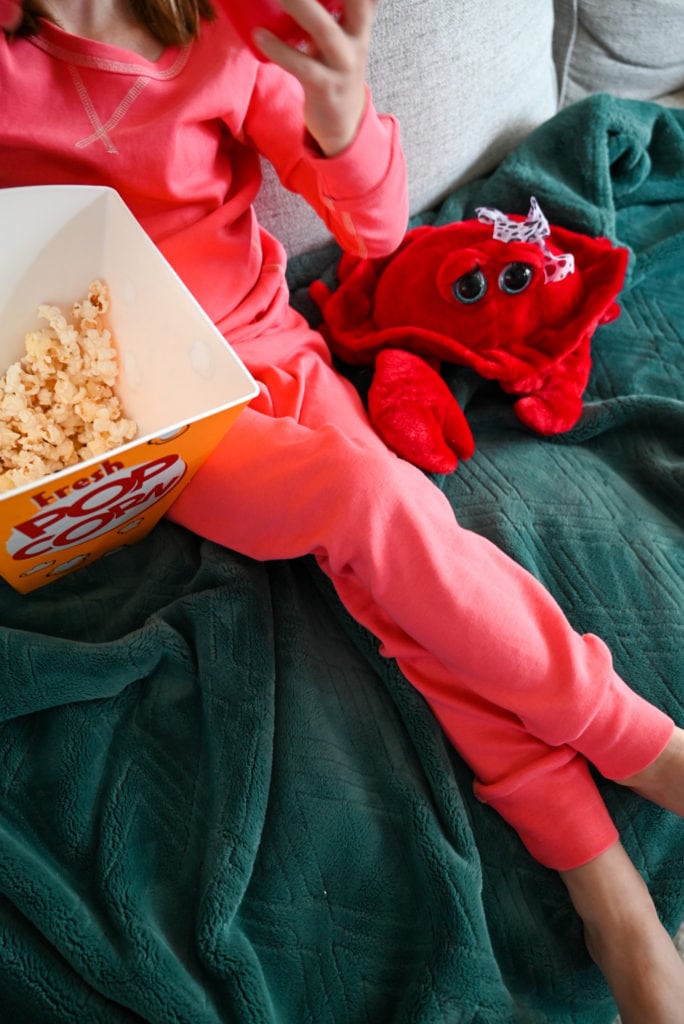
[554,0,684,106]
[256,0,558,257]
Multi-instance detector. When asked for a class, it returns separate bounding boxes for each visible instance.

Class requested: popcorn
[0,281,137,492]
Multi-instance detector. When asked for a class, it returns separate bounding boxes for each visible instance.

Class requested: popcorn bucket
[0,186,258,592]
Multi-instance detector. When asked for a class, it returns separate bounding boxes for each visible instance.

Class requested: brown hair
[9,0,215,46]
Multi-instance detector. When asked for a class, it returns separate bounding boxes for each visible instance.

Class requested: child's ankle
[617,725,684,817]
[559,842,651,928]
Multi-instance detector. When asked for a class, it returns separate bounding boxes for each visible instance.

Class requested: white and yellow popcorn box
[0,185,258,592]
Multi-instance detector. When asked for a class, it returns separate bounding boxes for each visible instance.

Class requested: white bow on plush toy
[476,197,576,283]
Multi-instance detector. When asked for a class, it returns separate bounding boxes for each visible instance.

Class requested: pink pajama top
[0,8,408,337]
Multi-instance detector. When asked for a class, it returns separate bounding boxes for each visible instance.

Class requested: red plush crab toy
[311,198,629,473]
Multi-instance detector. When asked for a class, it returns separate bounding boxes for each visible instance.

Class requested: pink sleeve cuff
[304,87,403,203]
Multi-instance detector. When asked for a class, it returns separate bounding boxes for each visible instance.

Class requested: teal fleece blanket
[0,95,682,1023]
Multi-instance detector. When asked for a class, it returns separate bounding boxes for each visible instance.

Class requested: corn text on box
[0,186,258,592]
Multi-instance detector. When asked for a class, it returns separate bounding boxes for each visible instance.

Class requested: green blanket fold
[0,95,682,1023]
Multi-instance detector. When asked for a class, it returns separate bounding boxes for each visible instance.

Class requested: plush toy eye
[452,268,488,304]
[499,262,534,294]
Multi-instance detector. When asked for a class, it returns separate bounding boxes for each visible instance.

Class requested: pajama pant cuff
[474,751,619,871]
[571,675,676,783]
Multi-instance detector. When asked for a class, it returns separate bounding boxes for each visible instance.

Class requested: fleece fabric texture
[0,94,682,1023]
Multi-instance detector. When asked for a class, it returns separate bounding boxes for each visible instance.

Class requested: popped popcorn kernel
[0,281,137,491]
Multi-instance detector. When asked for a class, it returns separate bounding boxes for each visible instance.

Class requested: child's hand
[254,0,377,157]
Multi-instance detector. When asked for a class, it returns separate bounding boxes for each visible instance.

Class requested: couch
[1,2,682,1022]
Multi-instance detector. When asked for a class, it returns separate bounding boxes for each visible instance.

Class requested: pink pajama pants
[167,307,674,870]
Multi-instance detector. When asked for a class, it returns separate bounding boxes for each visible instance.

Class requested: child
[1,2,683,1019]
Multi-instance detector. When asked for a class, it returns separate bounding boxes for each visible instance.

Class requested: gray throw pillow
[554,0,684,106]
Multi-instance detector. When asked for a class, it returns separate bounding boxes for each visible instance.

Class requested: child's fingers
[251,27,308,70]
[255,0,373,154]
[250,1,339,70]
[339,0,378,39]
[277,0,343,54]
[275,0,374,64]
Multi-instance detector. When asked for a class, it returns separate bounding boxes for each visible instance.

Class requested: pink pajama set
[0,10,674,870]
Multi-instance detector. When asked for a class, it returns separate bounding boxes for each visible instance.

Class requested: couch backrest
[553,0,684,108]
[254,0,684,259]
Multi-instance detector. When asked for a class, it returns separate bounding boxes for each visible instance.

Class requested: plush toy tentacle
[367,349,475,473]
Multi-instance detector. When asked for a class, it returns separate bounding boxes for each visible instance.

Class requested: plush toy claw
[0,0,22,31]
[502,337,592,434]
[313,197,629,472]
[368,349,475,473]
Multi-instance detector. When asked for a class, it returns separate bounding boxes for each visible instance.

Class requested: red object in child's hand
[219,0,345,59]
[0,0,21,30]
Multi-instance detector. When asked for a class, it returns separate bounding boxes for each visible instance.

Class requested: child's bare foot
[560,842,684,1024]
[617,725,684,817]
